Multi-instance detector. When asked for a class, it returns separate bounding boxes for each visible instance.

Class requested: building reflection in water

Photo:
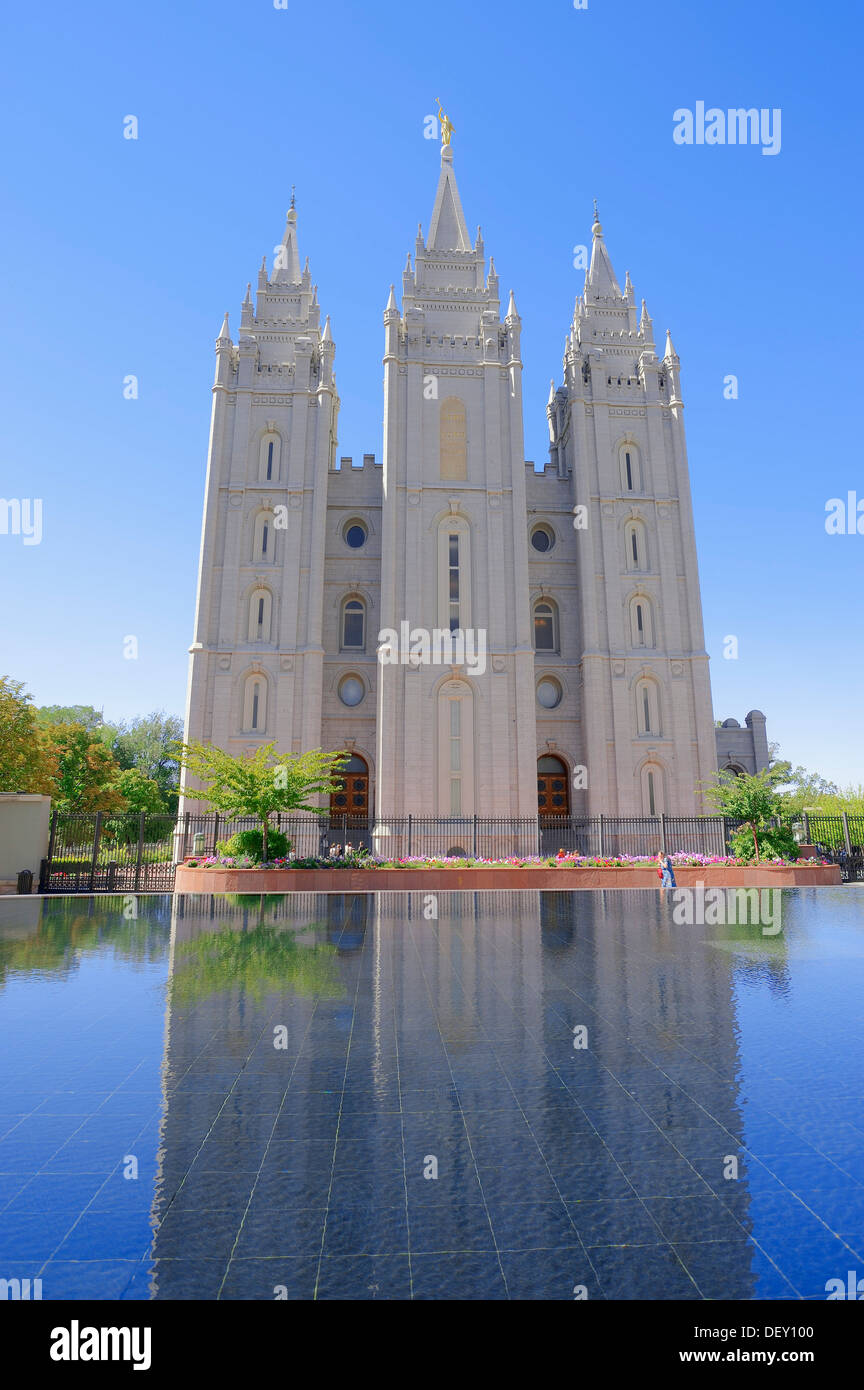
[143,890,792,1298]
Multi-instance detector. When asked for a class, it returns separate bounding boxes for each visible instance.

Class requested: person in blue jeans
[656,850,676,887]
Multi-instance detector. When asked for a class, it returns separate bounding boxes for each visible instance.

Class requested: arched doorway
[330,753,369,816]
[537,755,569,815]
[329,754,370,837]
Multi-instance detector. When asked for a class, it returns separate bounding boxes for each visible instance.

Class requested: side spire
[273,203,302,284]
[586,205,623,300]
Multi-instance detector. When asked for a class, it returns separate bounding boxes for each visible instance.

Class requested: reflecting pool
[1,888,863,1300]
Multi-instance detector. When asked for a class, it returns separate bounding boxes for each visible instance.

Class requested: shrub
[729,825,799,863]
[216,829,290,863]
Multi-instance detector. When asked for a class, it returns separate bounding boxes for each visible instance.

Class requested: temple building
[181,138,767,819]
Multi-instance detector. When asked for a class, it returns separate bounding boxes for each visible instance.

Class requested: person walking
[657,850,676,888]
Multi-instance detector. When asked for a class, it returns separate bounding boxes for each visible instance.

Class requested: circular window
[344,522,367,549]
[537,678,562,709]
[338,676,365,707]
[531,525,554,553]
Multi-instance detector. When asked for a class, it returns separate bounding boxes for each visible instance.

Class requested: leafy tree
[110,712,183,808]
[41,723,126,812]
[702,766,797,863]
[175,742,347,861]
[35,704,105,733]
[0,676,55,792]
[113,767,165,814]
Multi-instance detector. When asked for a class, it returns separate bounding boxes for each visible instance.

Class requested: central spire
[427,145,471,252]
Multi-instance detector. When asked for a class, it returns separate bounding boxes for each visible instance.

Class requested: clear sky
[0,0,861,785]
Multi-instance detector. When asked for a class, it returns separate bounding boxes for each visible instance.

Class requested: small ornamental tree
[701,767,797,863]
[174,742,348,863]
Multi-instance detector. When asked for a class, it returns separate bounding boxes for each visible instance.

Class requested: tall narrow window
[533,601,557,652]
[643,687,651,732]
[631,530,638,565]
[248,589,272,642]
[449,534,460,633]
[636,603,644,644]
[342,598,365,650]
[262,521,269,557]
[266,440,274,480]
[449,700,462,814]
[242,673,268,732]
[625,451,633,491]
[647,770,656,816]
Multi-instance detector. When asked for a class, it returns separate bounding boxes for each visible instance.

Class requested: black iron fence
[35,809,863,893]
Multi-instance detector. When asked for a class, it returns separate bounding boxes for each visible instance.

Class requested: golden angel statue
[436,100,454,147]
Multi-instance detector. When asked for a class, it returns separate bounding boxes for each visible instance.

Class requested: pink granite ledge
[174,864,841,893]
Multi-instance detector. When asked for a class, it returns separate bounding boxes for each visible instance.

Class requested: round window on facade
[530,525,554,553]
[338,675,365,707]
[536,678,562,709]
[344,522,367,549]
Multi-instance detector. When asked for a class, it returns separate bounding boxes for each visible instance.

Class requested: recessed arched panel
[259,431,282,483]
[437,679,474,815]
[248,588,273,643]
[629,594,655,648]
[635,677,661,736]
[241,673,268,733]
[252,511,274,563]
[440,397,467,481]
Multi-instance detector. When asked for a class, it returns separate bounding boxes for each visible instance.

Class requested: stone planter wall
[174,864,841,894]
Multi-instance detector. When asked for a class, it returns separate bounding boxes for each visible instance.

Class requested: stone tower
[375,143,538,818]
[181,202,339,784]
[543,209,717,813]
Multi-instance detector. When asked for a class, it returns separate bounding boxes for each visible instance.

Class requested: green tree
[0,676,55,793]
[702,766,797,863]
[110,712,183,808]
[35,704,105,733]
[175,742,347,862]
[42,723,126,812]
[113,767,165,813]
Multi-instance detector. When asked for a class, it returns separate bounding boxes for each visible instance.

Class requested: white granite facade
[182,150,756,817]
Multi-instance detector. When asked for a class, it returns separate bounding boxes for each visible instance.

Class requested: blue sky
[0,0,861,785]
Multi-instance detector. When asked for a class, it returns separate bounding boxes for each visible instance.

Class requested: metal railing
[36,808,859,893]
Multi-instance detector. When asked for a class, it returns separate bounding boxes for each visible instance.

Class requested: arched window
[242,674,267,733]
[624,520,647,572]
[537,755,569,815]
[641,763,665,816]
[248,589,273,642]
[636,678,661,736]
[533,599,558,652]
[341,598,365,650]
[259,432,281,482]
[620,443,642,494]
[253,512,274,562]
[629,595,654,648]
[437,515,472,632]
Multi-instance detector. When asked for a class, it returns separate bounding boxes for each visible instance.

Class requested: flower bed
[182,849,822,871]
[175,850,841,893]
